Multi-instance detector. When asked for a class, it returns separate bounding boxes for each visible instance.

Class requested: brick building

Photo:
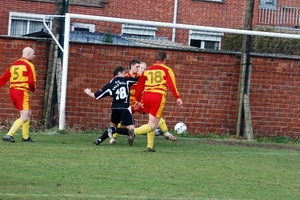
[0,0,300,50]
[1,0,300,137]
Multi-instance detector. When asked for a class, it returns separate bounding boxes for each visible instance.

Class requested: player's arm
[166,69,180,99]
[84,88,95,98]
[0,69,11,87]
[135,75,145,102]
[26,63,36,92]
[84,83,111,99]
[166,69,183,107]
[127,77,139,86]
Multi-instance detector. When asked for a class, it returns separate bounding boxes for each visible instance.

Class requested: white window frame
[259,0,277,10]
[122,24,157,37]
[8,12,52,36]
[192,0,224,3]
[71,22,95,33]
[189,30,224,50]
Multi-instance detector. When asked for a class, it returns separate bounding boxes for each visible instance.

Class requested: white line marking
[43,146,300,155]
[0,193,231,200]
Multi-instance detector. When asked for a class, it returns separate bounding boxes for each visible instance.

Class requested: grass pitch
[0,131,299,200]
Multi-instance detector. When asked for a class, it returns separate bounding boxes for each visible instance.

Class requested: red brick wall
[250,57,300,137]
[50,43,242,135]
[1,37,300,138]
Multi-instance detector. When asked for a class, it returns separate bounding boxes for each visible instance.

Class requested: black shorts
[111,108,135,126]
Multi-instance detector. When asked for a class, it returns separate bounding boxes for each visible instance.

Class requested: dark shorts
[111,108,135,126]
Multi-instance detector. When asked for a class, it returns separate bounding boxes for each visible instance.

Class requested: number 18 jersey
[94,76,138,109]
[135,63,180,102]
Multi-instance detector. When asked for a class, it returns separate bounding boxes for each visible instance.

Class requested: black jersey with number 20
[94,77,138,109]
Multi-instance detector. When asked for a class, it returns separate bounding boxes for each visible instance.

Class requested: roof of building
[69,31,135,45]
[23,28,52,38]
[122,35,199,51]
[24,29,199,51]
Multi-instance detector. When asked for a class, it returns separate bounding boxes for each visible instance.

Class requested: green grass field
[0,131,299,200]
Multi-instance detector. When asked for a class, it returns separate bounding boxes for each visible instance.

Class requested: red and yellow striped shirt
[135,63,180,102]
[0,58,36,92]
[124,71,139,108]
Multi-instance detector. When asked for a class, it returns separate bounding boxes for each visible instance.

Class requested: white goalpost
[57,13,300,130]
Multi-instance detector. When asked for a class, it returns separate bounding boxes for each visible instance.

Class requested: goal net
[53,13,300,138]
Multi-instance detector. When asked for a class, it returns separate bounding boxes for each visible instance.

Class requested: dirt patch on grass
[199,139,300,151]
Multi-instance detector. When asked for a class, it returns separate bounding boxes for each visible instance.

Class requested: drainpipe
[172,0,178,42]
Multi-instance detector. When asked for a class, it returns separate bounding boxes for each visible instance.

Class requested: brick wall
[1,37,300,137]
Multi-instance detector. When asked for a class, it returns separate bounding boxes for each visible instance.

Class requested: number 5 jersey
[0,57,36,92]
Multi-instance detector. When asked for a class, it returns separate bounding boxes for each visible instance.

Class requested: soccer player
[138,62,147,75]
[138,62,177,141]
[110,60,177,145]
[108,59,141,144]
[112,50,183,151]
[133,50,183,151]
[0,47,37,143]
[84,66,137,146]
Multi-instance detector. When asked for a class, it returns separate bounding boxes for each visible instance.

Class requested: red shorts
[142,92,166,118]
[10,88,30,110]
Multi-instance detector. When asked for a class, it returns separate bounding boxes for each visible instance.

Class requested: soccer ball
[154,127,163,136]
[174,122,187,135]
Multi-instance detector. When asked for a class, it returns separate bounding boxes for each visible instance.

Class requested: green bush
[222,27,300,55]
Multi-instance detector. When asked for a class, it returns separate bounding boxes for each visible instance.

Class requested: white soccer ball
[174,122,187,135]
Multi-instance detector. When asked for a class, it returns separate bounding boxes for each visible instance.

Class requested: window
[72,22,95,33]
[259,0,277,9]
[9,12,51,36]
[192,0,224,3]
[23,0,106,7]
[189,30,223,50]
[122,24,157,37]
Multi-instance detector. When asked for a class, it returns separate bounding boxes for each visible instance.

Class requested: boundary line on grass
[43,146,300,156]
[0,193,232,200]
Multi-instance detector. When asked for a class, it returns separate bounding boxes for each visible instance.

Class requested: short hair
[129,59,140,69]
[155,50,166,61]
[140,62,147,67]
[114,66,125,76]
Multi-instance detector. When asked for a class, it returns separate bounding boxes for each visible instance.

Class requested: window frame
[72,22,95,33]
[8,12,52,36]
[19,0,105,8]
[122,24,158,37]
[259,0,277,10]
[191,0,224,3]
[189,30,224,50]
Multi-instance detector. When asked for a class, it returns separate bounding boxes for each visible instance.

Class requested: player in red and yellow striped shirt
[0,47,37,143]
[138,62,177,141]
[110,60,177,145]
[133,50,183,151]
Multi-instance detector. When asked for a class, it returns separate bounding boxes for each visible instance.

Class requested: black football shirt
[94,77,138,109]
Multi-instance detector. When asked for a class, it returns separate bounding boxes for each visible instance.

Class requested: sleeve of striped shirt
[135,74,146,102]
[0,69,11,87]
[26,63,36,92]
[166,68,180,99]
